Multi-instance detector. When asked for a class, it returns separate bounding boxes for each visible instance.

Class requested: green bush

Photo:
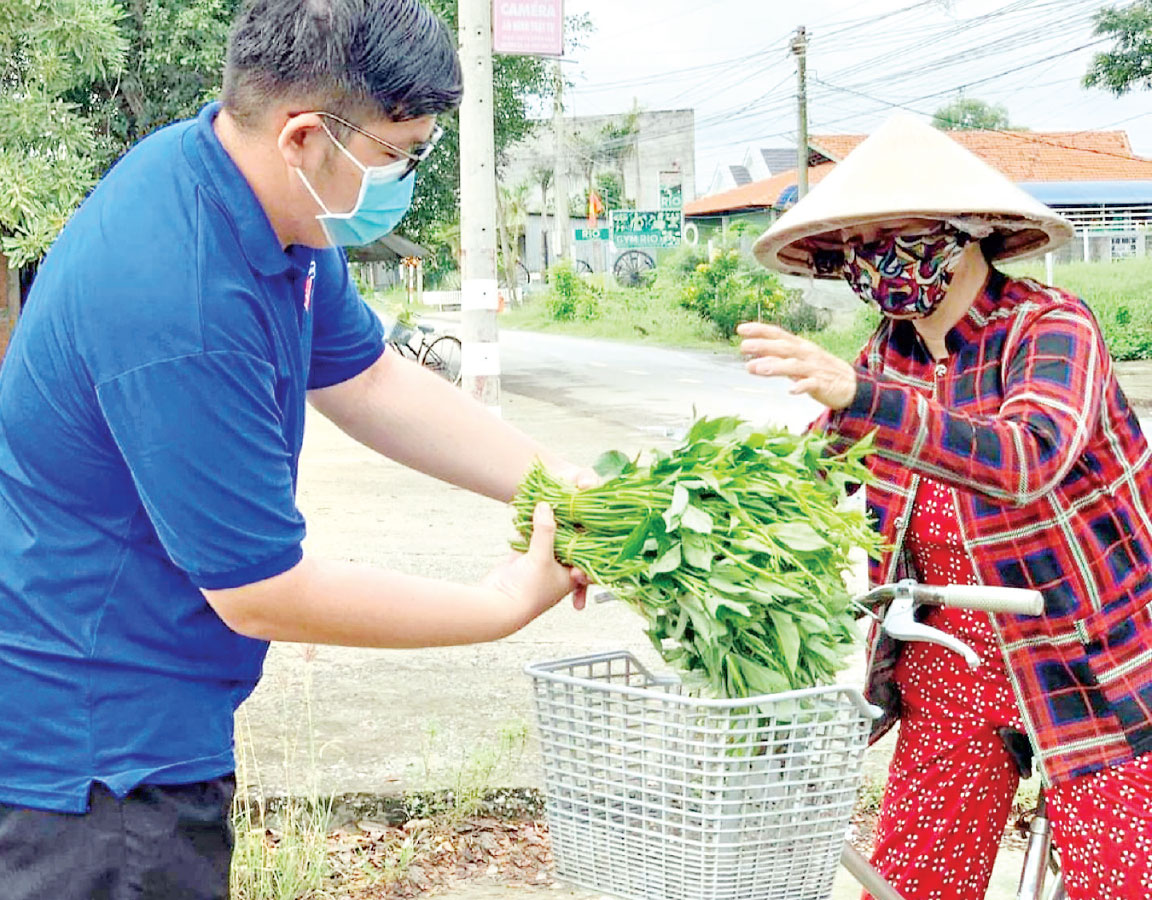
[544,261,601,322]
[1093,303,1152,361]
[1004,257,1152,361]
[677,247,789,338]
[775,292,832,334]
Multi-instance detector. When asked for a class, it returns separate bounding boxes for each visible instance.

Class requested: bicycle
[385,317,462,385]
[526,580,1060,900]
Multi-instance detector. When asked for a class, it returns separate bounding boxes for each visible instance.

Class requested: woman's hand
[482,503,590,621]
[738,322,858,411]
[548,461,600,490]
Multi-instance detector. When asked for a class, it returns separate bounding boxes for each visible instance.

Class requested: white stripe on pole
[461,341,501,376]
[462,278,500,310]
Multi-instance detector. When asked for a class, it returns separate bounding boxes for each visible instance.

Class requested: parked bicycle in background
[384,316,462,385]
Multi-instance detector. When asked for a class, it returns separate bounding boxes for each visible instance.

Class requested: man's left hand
[738,322,857,411]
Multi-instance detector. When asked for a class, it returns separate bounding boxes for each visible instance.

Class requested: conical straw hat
[752,114,1075,277]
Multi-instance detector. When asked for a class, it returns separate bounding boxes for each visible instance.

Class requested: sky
[550,0,1152,196]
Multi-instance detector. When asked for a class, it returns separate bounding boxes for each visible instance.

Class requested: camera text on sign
[492,0,564,57]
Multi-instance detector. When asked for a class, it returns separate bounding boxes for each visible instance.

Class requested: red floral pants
[867,477,1152,899]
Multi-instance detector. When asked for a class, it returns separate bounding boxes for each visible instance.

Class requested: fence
[1050,205,1152,265]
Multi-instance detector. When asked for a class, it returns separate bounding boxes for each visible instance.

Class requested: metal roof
[1018,180,1152,205]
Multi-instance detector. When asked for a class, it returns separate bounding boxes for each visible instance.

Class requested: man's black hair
[222,0,462,129]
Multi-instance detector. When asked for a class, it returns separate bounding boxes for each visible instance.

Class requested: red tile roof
[688,130,1152,218]
[684,163,835,216]
[809,130,1152,181]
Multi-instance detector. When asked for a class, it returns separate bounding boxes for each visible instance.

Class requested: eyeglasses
[310,111,444,178]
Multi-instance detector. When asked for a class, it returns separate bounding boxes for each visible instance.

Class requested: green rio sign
[609,210,683,249]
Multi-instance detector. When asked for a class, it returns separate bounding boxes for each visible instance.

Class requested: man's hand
[737,322,857,411]
[483,503,589,617]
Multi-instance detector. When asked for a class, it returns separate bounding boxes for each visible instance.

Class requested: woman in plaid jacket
[740,115,1152,900]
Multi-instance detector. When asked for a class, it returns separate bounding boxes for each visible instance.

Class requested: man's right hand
[482,502,589,618]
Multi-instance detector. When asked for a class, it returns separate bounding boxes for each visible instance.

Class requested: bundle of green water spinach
[512,416,883,699]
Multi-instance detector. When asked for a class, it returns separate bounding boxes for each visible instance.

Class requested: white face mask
[295,122,416,247]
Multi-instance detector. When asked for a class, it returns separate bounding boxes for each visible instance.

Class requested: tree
[0,0,126,267]
[496,182,528,294]
[529,164,553,269]
[597,104,641,200]
[63,0,552,264]
[67,0,238,156]
[592,172,625,212]
[403,0,553,253]
[931,97,1019,131]
[1084,0,1152,95]
[566,109,640,220]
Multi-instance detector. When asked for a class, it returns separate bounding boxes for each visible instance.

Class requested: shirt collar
[947,268,1007,355]
[184,102,298,278]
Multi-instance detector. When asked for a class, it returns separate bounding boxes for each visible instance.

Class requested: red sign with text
[492,0,563,57]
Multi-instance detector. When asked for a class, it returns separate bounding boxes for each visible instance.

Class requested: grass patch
[802,306,881,363]
[499,287,724,349]
[231,649,333,900]
[1005,256,1152,361]
[231,656,540,900]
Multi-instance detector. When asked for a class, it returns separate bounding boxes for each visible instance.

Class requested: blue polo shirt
[0,103,385,812]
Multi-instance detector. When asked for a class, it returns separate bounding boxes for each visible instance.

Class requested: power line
[691,29,1123,158]
[566,47,783,95]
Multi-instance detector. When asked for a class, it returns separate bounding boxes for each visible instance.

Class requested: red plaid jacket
[826,270,1152,785]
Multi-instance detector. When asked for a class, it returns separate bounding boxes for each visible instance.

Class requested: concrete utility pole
[791,25,809,200]
[458,0,501,411]
[552,61,572,263]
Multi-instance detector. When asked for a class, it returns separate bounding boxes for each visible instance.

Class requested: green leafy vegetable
[511,417,884,699]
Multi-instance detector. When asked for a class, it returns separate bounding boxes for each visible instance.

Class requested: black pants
[0,776,234,900]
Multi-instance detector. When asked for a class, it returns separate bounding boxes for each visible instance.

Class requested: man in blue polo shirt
[0,0,589,896]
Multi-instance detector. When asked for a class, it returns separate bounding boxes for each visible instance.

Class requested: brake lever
[882,591,982,670]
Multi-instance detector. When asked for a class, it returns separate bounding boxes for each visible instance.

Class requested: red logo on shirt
[303,259,316,313]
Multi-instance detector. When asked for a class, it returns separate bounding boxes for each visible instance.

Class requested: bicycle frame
[841,580,1064,900]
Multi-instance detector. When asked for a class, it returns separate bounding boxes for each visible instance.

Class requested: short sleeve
[308,250,386,390]
[96,350,306,589]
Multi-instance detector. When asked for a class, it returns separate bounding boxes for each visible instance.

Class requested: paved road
[498,328,824,436]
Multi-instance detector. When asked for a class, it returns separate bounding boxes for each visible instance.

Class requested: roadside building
[500,108,696,276]
[704,146,796,197]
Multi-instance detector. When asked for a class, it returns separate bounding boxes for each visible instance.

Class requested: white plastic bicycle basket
[384,318,417,345]
[525,651,879,900]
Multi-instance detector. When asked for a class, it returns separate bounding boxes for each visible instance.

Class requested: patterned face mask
[838,225,972,319]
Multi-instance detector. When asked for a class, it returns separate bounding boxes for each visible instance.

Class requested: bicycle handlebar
[933,584,1044,615]
[857,580,1044,616]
